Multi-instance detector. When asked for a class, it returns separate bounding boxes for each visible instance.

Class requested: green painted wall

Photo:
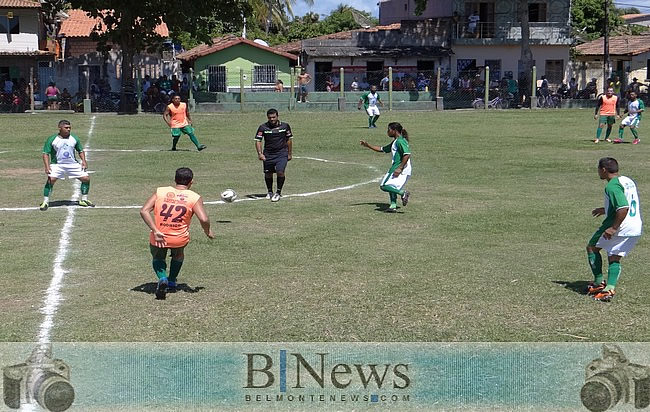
[194,43,294,89]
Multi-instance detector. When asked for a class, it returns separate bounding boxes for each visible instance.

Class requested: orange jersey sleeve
[150,186,201,248]
[168,102,189,128]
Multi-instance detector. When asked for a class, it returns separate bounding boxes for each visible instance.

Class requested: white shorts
[366,106,380,116]
[49,163,88,180]
[595,235,640,257]
[381,171,410,191]
[621,115,641,128]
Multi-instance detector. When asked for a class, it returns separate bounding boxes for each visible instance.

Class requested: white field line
[19,116,97,412]
[0,156,382,211]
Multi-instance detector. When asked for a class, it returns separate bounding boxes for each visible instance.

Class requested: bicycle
[536,90,561,108]
[472,92,512,109]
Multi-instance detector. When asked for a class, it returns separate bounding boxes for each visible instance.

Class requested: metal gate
[38,61,56,97]
[208,65,227,92]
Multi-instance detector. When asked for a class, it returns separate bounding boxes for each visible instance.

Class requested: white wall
[452,44,571,83]
[0,9,39,52]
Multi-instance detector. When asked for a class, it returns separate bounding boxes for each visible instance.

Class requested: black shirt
[255,121,293,156]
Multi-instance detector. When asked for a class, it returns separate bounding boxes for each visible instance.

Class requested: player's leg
[586,240,605,294]
[150,245,169,299]
[592,236,639,301]
[41,176,58,210]
[272,157,288,202]
[630,118,640,144]
[171,128,181,150]
[371,107,380,127]
[379,172,408,211]
[605,118,613,140]
[168,247,185,290]
[594,117,605,142]
[182,126,206,151]
[365,107,373,128]
[263,160,275,199]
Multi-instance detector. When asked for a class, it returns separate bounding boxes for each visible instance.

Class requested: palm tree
[250,0,314,34]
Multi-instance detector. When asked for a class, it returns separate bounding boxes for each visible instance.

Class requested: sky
[291,0,650,20]
[292,0,379,19]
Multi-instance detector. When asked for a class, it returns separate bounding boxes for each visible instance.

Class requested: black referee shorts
[263,155,288,173]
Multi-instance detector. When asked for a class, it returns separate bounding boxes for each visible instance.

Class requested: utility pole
[603,0,610,92]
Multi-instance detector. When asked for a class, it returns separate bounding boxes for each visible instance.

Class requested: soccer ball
[220,189,237,203]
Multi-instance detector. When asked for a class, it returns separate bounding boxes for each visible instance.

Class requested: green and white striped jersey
[42,134,84,165]
[601,176,642,237]
[381,136,412,176]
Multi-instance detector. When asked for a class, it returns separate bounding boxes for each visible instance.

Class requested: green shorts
[171,125,195,138]
[47,96,58,101]
[588,227,607,247]
[150,244,185,260]
[598,115,616,125]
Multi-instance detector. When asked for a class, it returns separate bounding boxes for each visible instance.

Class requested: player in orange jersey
[140,167,214,299]
[593,87,620,143]
[162,94,206,151]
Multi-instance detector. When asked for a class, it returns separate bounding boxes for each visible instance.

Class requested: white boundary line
[0,156,382,211]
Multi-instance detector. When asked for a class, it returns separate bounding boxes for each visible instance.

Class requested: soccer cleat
[401,191,410,206]
[39,202,49,211]
[633,139,640,145]
[386,206,398,213]
[605,138,612,143]
[155,278,168,300]
[78,199,95,207]
[265,192,273,200]
[171,147,177,151]
[593,139,599,144]
[613,138,623,143]
[271,193,282,202]
[586,281,606,296]
[168,281,177,292]
[593,289,615,302]
[198,144,207,151]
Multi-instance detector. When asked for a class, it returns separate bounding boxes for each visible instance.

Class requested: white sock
[82,194,88,201]
[43,196,49,203]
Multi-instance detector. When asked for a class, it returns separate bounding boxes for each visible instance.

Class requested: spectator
[467,11,480,38]
[610,75,621,98]
[325,77,333,92]
[350,77,360,91]
[60,88,72,110]
[628,77,641,95]
[180,77,190,99]
[4,76,14,94]
[569,77,577,98]
[45,82,60,110]
[540,75,549,97]
[380,73,389,91]
[507,75,518,103]
[461,76,471,90]
[142,75,152,94]
[296,68,312,103]
[274,79,284,92]
[11,92,23,113]
[359,77,370,90]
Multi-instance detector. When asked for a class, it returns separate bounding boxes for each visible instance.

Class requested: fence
[4,65,649,114]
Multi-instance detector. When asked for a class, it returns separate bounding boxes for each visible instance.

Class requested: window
[544,60,563,85]
[208,65,227,92]
[0,16,20,34]
[485,59,501,80]
[253,64,276,85]
[528,3,547,22]
[457,59,477,77]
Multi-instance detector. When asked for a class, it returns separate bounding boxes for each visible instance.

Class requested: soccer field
[1,109,648,343]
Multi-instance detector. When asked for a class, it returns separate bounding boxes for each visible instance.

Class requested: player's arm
[616,98,621,118]
[639,100,645,113]
[378,95,384,107]
[594,96,602,119]
[255,128,265,160]
[604,207,629,239]
[42,153,51,175]
[140,193,165,246]
[287,138,292,161]
[185,105,192,125]
[357,97,363,110]
[359,141,384,152]
[393,142,411,176]
[162,105,172,127]
[78,150,88,170]
[591,207,605,217]
[192,197,214,239]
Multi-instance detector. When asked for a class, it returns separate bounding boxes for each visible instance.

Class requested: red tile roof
[575,35,650,56]
[621,13,650,20]
[0,50,54,56]
[274,23,402,54]
[59,9,169,38]
[178,35,298,61]
[0,0,40,8]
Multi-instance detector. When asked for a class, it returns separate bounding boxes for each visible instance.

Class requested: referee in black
[255,108,293,202]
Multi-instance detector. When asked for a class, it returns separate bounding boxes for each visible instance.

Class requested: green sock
[172,136,180,149]
[619,127,624,139]
[631,128,639,139]
[604,262,621,291]
[169,259,183,283]
[152,259,167,280]
[596,127,603,139]
[81,181,89,195]
[188,133,201,149]
[389,192,397,208]
[380,184,402,195]
[372,115,380,126]
[587,252,603,284]
[368,116,373,127]
[605,126,612,138]
[43,181,53,196]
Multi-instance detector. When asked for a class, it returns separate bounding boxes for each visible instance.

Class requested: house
[55,9,173,96]
[177,36,298,92]
[573,35,650,91]
[621,14,650,28]
[0,0,55,94]
[287,0,572,93]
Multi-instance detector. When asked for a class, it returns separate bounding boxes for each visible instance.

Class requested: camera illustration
[581,344,650,412]
[3,344,74,411]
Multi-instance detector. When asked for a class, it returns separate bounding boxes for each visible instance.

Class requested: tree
[62,0,250,112]
[571,0,623,41]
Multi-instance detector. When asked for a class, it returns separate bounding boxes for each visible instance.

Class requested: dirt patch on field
[3,168,42,177]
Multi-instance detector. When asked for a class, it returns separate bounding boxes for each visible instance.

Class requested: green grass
[0,109,648,342]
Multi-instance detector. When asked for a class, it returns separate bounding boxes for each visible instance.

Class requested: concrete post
[531,66,537,110]
[484,66,490,110]
[388,66,393,111]
[188,68,195,112]
[240,68,244,112]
